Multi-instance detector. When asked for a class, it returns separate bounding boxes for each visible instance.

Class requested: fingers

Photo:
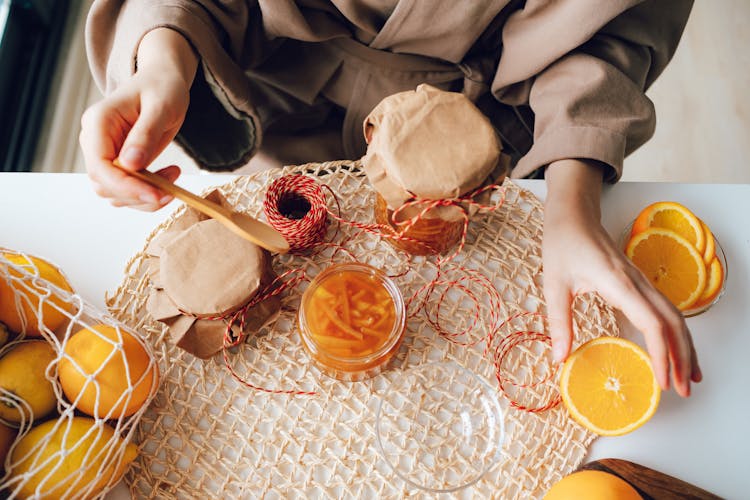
[119,100,180,171]
[80,102,164,204]
[648,287,692,397]
[79,81,184,209]
[597,264,696,396]
[154,164,181,185]
[596,269,670,389]
[544,275,574,363]
[104,166,179,211]
[688,333,703,383]
[80,98,182,210]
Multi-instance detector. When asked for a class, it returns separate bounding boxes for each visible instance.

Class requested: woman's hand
[79,28,198,211]
[542,159,702,397]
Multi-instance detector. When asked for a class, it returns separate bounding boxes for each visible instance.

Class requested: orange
[544,470,641,500]
[700,220,715,265]
[8,416,137,499]
[692,256,724,309]
[0,253,74,337]
[626,228,707,311]
[560,337,660,436]
[0,340,58,424]
[631,201,706,255]
[58,325,158,419]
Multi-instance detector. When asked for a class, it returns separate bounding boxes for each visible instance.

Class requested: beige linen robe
[86,0,692,180]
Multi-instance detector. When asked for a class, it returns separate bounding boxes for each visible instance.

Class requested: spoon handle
[114,161,231,221]
[113,160,290,254]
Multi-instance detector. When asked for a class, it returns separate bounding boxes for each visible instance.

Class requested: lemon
[8,416,137,499]
[0,253,74,337]
[0,340,57,424]
[59,325,158,419]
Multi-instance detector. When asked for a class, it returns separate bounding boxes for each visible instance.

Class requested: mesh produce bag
[0,249,159,499]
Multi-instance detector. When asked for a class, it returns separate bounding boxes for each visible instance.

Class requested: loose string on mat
[405,264,505,348]
[490,311,561,413]
[390,184,509,344]
[222,268,317,395]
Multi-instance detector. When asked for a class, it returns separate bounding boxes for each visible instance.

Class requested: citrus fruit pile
[0,252,158,498]
[625,201,724,312]
[560,337,660,436]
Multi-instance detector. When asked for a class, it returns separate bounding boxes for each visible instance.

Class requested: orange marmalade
[298,263,405,381]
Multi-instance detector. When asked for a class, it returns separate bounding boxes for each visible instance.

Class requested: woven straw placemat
[106,160,618,499]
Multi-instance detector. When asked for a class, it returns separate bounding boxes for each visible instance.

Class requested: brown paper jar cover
[145,191,281,359]
[362,84,505,255]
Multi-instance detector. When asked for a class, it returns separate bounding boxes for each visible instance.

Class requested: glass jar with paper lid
[297,263,406,381]
[363,84,506,256]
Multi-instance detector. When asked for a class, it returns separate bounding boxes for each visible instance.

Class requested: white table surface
[1,173,748,499]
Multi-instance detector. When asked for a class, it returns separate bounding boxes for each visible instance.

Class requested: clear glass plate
[375,361,504,493]
[620,221,727,317]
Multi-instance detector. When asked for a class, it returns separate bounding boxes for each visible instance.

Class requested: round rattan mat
[107,160,618,499]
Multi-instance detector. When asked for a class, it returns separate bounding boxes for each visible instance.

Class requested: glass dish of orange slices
[622,201,727,316]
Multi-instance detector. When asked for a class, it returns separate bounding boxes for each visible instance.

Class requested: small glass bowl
[297,263,406,381]
[375,362,505,493]
[620,221,728,317]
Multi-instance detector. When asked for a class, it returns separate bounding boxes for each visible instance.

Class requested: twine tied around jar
[179,268,317,396]
[387,183,508,264]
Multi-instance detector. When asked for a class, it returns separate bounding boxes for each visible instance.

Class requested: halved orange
[700,220,715,265]
[626,228,707,311]
[631,201,706,255]
[692,256,724,309]
[560,337,660,436]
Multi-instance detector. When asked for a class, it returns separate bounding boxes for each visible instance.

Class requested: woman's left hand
[542,159,701,397]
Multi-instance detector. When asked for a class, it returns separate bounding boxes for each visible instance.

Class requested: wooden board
[579,459,723,500]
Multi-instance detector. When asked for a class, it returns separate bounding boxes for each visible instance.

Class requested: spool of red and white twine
[263,174,333,253]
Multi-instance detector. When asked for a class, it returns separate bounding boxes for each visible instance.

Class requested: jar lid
[375,361,505,492]
[160,218,266,315]
[363,84,502,210]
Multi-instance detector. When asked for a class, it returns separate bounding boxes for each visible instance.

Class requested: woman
[79,0,700,396]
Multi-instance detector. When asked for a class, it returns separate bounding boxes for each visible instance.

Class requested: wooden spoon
[114,161,289,254]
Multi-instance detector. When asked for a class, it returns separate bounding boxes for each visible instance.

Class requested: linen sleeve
[85,1,267,170]
[496,0,693,181]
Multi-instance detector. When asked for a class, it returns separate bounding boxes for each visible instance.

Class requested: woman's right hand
[79,28,198,211]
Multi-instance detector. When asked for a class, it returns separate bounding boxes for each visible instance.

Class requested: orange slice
[560,337,660,436]
[692,256,724,309]
[631,201,706,255]
[700,220,715,265]
[626,228,707,311]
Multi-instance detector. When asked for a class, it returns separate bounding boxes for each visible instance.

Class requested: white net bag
[0,249,159,499]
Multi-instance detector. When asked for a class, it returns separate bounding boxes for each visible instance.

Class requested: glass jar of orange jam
[297,263,406,381]
[374,193,464,256]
